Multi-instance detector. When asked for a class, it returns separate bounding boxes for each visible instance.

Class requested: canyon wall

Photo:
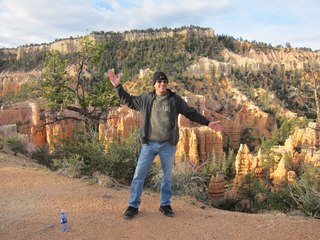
[0,100,78,153]
[99,104,224,165]
[123,28,214,42]
[185,47,320,81]
[0,70,41,96]
[1,28,319,180]
[98,92,273,165]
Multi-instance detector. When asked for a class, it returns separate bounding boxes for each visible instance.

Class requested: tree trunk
[311,70,320,125]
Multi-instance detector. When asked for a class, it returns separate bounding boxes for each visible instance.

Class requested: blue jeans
[128,141,176,208]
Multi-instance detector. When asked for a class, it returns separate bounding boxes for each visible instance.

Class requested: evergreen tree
[41,36,119,128]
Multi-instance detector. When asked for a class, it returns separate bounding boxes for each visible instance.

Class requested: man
[107,69,223,219]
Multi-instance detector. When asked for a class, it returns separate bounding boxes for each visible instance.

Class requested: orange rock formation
[234,122,320,186]
[208,173,226,200]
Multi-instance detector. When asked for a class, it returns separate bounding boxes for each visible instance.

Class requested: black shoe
[159,205,174,217]
[123,206,138,219]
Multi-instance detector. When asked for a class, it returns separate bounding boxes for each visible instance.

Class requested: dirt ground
[0,151,319,240]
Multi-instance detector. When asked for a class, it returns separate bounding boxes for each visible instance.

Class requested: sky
[0,0,319,50]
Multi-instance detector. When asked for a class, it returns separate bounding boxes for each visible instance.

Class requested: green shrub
[214,196,241,211]
[0,136,3,150]
[286,164,320,218]
[53,128,108,176]
[237,173,266,212]
[6,137,25,156]
[215,179,292,213]
[45,126,141,183]
[261,187,293,212]
[222,148,236,179]
[31,144,54,168]
[103,130,140,184]
[147,164,211,202]
[233,164,320,217]
[173,172,210,200]
[53,154,85,178]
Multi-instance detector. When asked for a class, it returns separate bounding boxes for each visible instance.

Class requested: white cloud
[0,0,319,50]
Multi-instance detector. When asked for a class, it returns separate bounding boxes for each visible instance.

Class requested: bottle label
[60,214,67,224]
[61,219,67,224]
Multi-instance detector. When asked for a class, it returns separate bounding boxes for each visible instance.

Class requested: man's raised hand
[208,121,224,132]
[107,69,121,88]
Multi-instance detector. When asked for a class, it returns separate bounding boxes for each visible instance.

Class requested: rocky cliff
[123,27,214,42]
[0,70,41,96]
[1,28,320,190]
[185,48,320,81]
[0,47,316,160]
[2,27,214,62]
[12,38,82,60]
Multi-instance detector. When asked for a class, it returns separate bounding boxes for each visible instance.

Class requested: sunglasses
[156,80,168,84]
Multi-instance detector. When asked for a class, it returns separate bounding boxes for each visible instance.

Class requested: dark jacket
[116,84,210,145]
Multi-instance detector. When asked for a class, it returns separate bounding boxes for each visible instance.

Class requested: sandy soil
[0,151,319,240]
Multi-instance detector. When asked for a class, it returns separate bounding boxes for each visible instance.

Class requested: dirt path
[0,152,319,240]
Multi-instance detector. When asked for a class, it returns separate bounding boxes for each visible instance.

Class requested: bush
[147,164,211,202]
[0,136,3,150]
[103,130,140,184]
[173,172,210,201]
[286,164,320,218]
[43,126,141,183]
[214,196,241,211]
[53,154,85,178]
[261,187,293,212]
[53,128,108,176]
[237,173,263,212]
[233,164,320,217]
[6,137,25,156]
[31,144,54,168]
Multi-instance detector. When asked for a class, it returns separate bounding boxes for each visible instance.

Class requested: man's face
[154,79,168,95]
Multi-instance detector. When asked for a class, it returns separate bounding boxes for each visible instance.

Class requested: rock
[208,173,226,200]
[0,124,17,139]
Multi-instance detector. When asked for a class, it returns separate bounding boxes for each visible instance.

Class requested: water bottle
[60,209,69,232]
